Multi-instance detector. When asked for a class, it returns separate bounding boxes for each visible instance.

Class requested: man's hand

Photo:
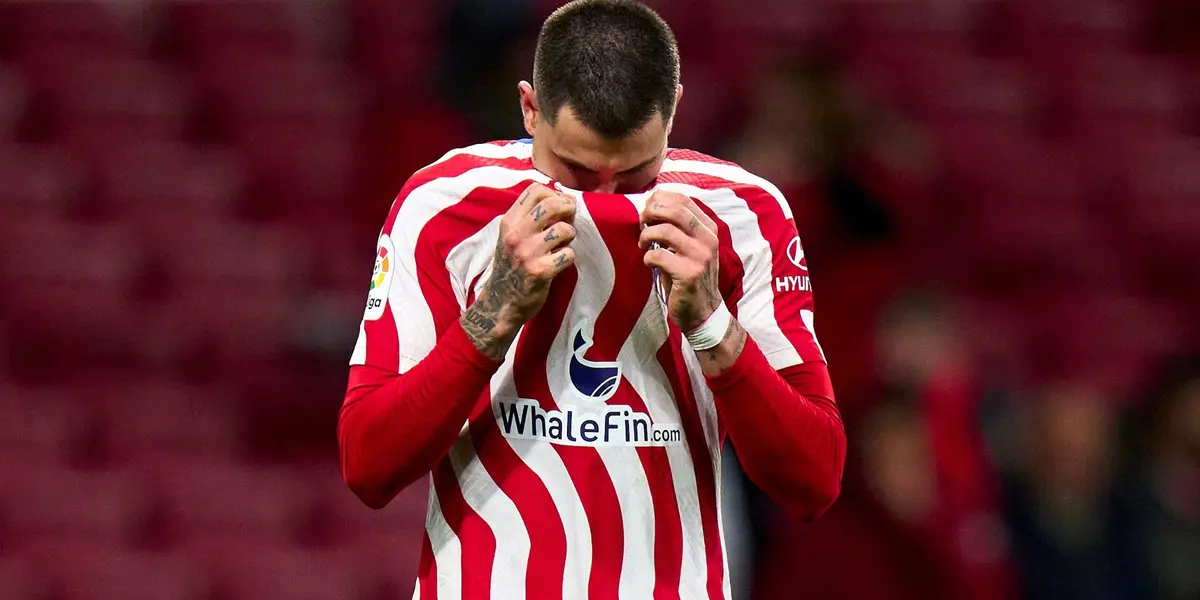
[640,191,748,374]
[461,183,577,360]
[639,191,723,331]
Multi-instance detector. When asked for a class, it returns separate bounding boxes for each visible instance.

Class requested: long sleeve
[708,334,846,520]
[338,320,501,509]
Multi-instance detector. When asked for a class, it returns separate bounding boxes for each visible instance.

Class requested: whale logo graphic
[568,324,622,402]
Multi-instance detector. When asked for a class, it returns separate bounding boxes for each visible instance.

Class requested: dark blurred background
[0,0,1197,598]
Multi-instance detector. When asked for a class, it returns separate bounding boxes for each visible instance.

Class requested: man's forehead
[550,106,666,170]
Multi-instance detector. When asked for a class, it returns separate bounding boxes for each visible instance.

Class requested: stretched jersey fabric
[347,141,829,600]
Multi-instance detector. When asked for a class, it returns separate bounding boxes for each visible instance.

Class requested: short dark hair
[533,0,680,139]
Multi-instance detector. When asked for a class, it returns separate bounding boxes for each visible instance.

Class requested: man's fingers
[512,182,559,216]
[681,198,719,235]
[642,191,716,241]
[639,223,706,262]
[643,245,702,282]
[540,246,576,278]
[528,192,577,230]
[532,221,577,255]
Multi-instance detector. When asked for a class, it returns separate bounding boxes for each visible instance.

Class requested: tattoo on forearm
[698,319,747,371]
[460,306,507,360]
[460,240,530,360]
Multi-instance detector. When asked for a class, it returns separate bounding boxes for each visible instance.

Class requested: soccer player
[338,1,846,598]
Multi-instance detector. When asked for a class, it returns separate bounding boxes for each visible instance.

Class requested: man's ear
[667,84,684,136]
[518,81,539,137]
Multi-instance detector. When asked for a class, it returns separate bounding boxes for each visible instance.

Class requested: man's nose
[591,178,619,194]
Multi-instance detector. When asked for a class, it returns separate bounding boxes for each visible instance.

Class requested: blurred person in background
[752,291,1012,600]
[1001,384,1150,600]
[727,55,935,414]
[337,1,845,597]
[1125,356,1200,600]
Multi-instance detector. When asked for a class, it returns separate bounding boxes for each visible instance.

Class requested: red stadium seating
[5,1,141,70]
[146,462,315,547]
[1027,291,1189,392]
[0,144,83,220]
[0,64,27,139]
[0,221,142,322]
[94,141,245,224]
[186,541,368,600]
[160,0,329,62]
[31,58,193,157]
[20,546,208,600]
[0,464,149,548]
[344,0,441,83]
[0,385,91,465]
[101,380,242,463]
[190,57,362,217]
[0,558,37,600]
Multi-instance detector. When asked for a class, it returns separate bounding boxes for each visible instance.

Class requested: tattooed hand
[639,190,723,332]
[460,183,577,360]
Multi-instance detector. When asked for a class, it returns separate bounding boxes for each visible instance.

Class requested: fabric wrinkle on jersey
[348,140,824,600]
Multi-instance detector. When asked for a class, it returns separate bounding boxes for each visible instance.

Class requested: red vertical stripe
[418,530,437,600]
[363,302,402,372]
[583,192,684,599]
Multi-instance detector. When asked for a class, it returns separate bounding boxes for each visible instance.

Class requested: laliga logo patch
[364,234,395,321]
[568,324,622,402]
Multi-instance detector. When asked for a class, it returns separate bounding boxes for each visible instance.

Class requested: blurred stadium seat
[0,464,149,549]
[0,144,83,220]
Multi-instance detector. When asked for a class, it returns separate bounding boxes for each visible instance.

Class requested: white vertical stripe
[714,453,733,600]
[485,325,593,599]
[442,232,532,598]
[678,337,729,599]
[656,182,803,369]
[547,192,657,599]
[617,289,711,597]
[349,321,367,365]
[446,217,503,309]
[447,436,530,599]
[677,335,721,469]
[800,309,826,362]
[410,578,420,600]
[426,479,462,600]
[387,165,548,373]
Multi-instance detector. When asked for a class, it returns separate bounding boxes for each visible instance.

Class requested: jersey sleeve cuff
[704,335,768,392]
[442,319,505,375]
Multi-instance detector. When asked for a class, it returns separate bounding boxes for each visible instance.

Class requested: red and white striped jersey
[350,140,825,600]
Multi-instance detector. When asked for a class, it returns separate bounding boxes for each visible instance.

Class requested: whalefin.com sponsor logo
[497,399,683,447]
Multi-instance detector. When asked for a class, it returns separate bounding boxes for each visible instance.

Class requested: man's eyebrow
[556,152,657,175]
[555,153,597,174]
[620,155,658,174]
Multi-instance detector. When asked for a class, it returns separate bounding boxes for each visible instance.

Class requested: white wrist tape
[684,303,732,351]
